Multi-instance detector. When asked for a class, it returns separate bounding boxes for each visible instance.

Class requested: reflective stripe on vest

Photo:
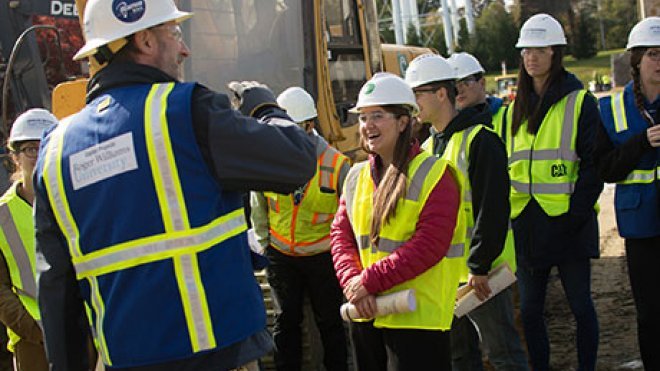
[507,90,585,217]
[617,167,660,185]
[440,125,517,279]
[345,157,465,259]
[0,204,37,299]
[42,123,113,364]
[42,83,247,362]
[344,154,463,330]
[266,141,346,255]
[611,92,628,133]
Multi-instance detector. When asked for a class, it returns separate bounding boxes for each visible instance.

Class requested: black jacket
[34,62,316,371]
[505,71,603,268]
[430,107,510,275]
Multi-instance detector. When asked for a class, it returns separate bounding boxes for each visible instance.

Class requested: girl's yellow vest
[343,153,465,330]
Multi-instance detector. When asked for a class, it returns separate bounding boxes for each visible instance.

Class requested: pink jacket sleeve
[361,170,459,294]
[330,198,363,289]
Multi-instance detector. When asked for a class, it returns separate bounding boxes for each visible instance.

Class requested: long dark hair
[360,105,414,245]
[512,46,565,135]
[629,48,655,126]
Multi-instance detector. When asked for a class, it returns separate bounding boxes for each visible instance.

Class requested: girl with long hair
[500,14,603,371]
[330,73,462,370]
[594,17,660,369]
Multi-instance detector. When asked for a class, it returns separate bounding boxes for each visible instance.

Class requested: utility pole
[464,0,475,35]
[392,0,404,44]
[440,0,454,54]
[449,0,460,44]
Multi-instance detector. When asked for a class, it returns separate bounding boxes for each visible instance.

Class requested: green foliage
[462,2,519,73]
[570,9,598,59]
[406,23,423,46]
[455,18,471,53]
[600,0,638,49]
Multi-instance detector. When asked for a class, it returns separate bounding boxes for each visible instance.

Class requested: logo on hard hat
[364,83,376,94]
[651,25,660,36]
[524,28,547,40]
[113,0,145,23]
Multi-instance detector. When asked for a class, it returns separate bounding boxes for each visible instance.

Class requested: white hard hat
[447,52,485,80]
[405,54,455,88]
[516,13,567,48]
[277,87,318,123]
[351,73,419,116]
[627,17,660,49]
[9,109,58,150]
[74,0,192,61]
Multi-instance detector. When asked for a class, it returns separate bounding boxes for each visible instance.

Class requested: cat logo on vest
[550,163,567,178]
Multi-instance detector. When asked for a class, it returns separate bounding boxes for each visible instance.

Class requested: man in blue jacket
[33,1,316,370]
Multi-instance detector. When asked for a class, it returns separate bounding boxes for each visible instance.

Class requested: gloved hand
[227,81,279,118]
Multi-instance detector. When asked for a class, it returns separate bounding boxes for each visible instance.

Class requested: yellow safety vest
[505,90,586,218]
[343,153,465,330]
[0,181,40,352]
[265,143,348,256]
[426,125,517,281]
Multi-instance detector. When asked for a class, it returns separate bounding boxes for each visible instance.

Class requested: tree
[463,2,518,72]
[406,23,423,46]
[571,8,598,59]
[600,0,637,49]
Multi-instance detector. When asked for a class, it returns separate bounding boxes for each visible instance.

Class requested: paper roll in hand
[340,289,416,321]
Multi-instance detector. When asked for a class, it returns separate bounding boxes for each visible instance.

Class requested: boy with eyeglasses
[407,53,528,371]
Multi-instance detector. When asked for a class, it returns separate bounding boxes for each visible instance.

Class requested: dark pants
[15,340,48,371]
[0,327,11,371]
[626,236,660,371]
[265,248,348,371]
[517,259,599,371]
[350,321,451,371]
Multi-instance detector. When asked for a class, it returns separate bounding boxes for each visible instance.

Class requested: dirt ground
[542,185,643,370]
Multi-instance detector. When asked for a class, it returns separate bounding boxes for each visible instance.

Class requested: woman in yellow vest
[331,72,463,370]
[0,109,57,371]
[501,14,603,371]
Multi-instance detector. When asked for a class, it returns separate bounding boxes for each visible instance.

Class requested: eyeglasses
[413,88,440,97]
[456,76,479,89]
[520,47,551,57]
[358,111,396,124]
[152,24,184,43]
[16,146,39,159]
[643,49,660,62]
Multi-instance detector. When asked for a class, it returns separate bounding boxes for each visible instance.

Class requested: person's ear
[132,29,156,55]
[436,86,448,103]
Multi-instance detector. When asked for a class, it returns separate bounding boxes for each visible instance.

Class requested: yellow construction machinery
[41,0,433,160]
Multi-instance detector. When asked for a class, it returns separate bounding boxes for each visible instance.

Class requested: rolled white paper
[340,289,416,321]
[454,263,517,318]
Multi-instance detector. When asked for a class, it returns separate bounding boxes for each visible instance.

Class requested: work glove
[227,81,280,118]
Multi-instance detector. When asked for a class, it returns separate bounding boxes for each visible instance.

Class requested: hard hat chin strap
[91,38,130,68]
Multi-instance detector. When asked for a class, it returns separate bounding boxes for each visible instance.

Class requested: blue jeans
[451,287,529,371]
[517,259,599,371]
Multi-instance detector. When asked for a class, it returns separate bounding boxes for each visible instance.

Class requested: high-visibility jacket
[423,125,516,282]
[264,141,348,256]
[40,83,266,368]
[0,181,40,352]
[599,83,660,238]
[505,90,588,218]
[343,153,465,330]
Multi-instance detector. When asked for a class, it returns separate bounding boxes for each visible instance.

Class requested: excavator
[1,0,432,162]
